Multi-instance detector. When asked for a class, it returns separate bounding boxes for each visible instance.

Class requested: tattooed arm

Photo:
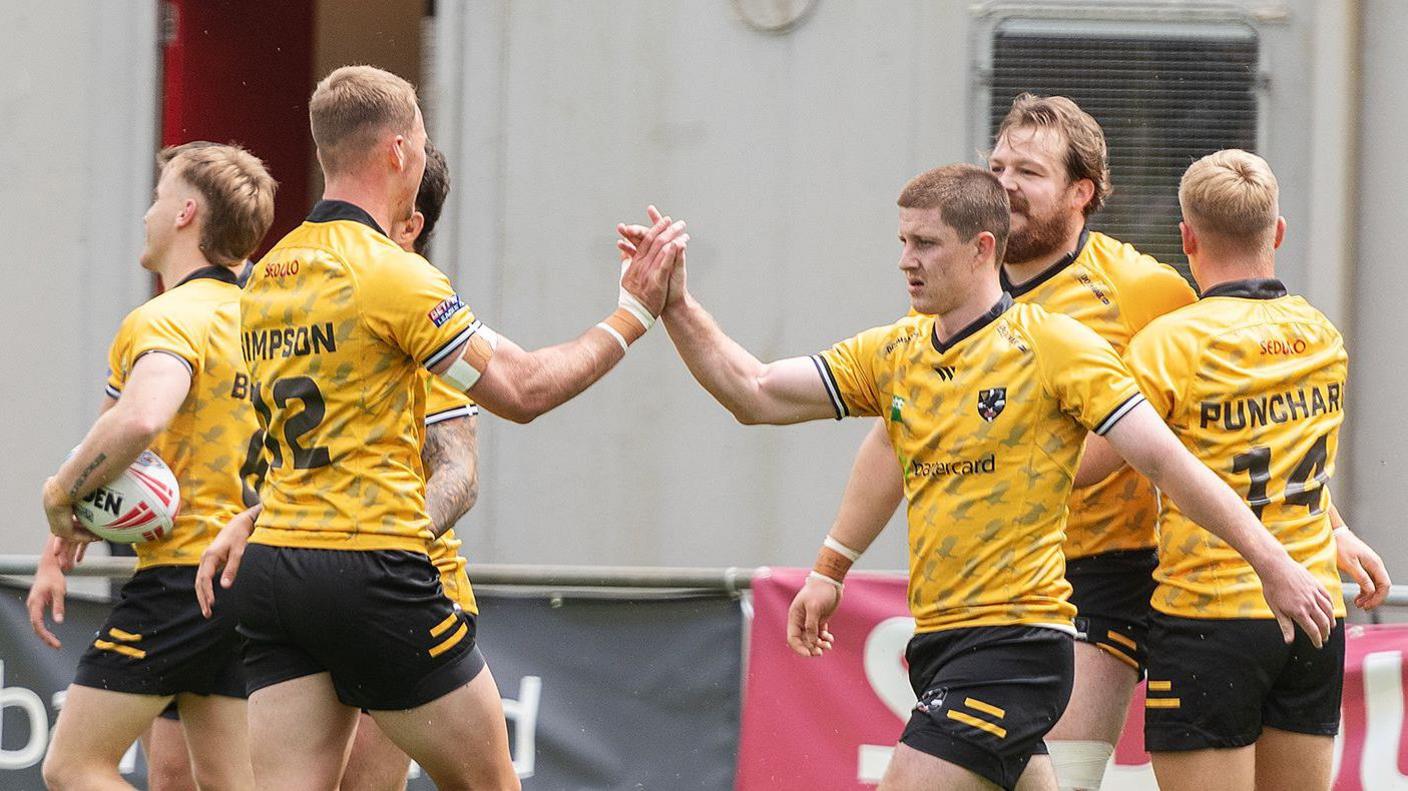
[422,414,479,538]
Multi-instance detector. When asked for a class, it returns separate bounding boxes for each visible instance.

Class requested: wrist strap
[807,570,844,592]
[1333,525,1351,536]
[824,535,862,562]
[599,307,648,351]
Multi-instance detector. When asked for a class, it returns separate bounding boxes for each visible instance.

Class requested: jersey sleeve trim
[810,354,847,420]
[133,348,196,376]
[421,320,481,369]
[425,405,475,426]
[1093,391,1146,436]
[104,384,122,399]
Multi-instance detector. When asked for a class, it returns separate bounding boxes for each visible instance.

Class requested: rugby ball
[71,449,180,543]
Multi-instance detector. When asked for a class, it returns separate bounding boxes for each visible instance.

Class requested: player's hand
[1258,555,1336,647]
[787,577,840,657]
[1335,528,1391,610]
[55,538,87,573]
[195,506,258,618]
[26,553,68,650]
[41,477,99,544]
[616,206,688,317]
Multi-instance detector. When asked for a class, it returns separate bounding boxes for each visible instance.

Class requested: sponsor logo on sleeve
[429,295,466,327]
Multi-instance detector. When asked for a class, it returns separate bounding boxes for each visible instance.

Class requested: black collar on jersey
[931,293,1014,354]
[307,199,388,238]
[175,265,240,288]
[1200,278,1288,300]
[237,260,254,288]
[1000,226,1091,297]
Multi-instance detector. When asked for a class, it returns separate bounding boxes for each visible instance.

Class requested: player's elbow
[117,406,168,442]
[497,403,540,424]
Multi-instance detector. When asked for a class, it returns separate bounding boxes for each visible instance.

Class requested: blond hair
[158,142,277,265]
[1179,149,1278,251]
[995,93,1110,217]
[310,65,419,175]
[898,164,1010,266]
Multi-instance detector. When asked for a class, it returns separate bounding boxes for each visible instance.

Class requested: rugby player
[190,143,479,791]
[632,164,1334,791]
[341,140,481,791]
[32,142,275,791]
[1076,150,1380,791]
[220,65,683,790]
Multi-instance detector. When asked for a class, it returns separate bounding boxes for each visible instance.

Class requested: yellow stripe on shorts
[430,612,459,638]
[964,697,1006,719]
[946,709,1007,739]
[93,639,147,660]
[428,623,469,658]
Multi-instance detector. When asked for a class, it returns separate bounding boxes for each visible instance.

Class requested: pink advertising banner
[738,568,1408,790]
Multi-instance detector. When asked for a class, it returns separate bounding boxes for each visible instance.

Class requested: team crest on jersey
[428,295,466,327]
[977,387,1006,421]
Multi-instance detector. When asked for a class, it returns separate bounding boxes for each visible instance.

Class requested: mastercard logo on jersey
[70,449,181,544]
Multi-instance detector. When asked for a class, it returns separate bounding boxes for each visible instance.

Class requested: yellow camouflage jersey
[241,200,484,553]
[424,375,479,614]
[1126,278,1347,619]
[104,267,263,569]
[816,296,1146,633]
[1004,230,1197,559]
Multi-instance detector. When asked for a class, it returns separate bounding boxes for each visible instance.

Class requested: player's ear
[1180,220,1197,257]
[1070,178,1095,214]
[175,198,197,230]
[1272,216,1286,250]
[973,231,997,267]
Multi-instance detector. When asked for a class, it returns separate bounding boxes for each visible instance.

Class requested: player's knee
[41,751,106,791]
[1047,740,1114,791]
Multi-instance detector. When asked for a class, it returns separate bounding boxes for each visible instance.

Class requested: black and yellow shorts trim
[232,544,484,711]
[1067,548,1157,674]
[1144,613,1345,751]
[75,565,245,699]
[900,625,1075,791]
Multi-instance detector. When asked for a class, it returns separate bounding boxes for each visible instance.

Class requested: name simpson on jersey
[242,322,337,361]
[909,454,997,477]
[1199,381,1343,430]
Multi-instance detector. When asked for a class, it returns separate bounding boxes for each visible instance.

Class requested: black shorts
[1144,613,1345,751]
[74,565,245,699]
[231,544,484,711]
[900,626,1075,791]
[1067,549,1157,674]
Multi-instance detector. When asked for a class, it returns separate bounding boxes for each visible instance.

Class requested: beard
[1004,198,1075,265]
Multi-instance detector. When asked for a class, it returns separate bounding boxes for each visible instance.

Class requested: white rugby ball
[71,449,181,543]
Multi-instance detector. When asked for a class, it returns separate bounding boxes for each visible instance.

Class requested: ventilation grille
[990,26,1259,277]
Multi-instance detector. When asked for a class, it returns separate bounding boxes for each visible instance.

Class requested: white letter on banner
[502,676,541,779]
[857,617,917,784]
[0,661,48,770]
[1361,651,1408,788]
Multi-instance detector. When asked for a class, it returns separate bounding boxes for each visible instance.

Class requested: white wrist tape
[824,535,862,562]
[618,260,657,332]
[807,570,844,592]
[596,322,629,352]
[1047,740,1114,791]
[1334,525,1351,536]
